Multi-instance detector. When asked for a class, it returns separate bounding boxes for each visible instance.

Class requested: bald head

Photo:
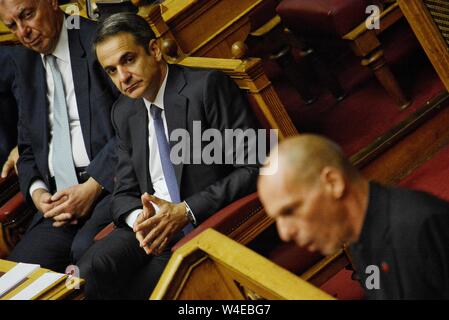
[272,134,359,187]
[258,135,368,255]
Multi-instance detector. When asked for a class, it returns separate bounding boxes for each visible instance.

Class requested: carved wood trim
[398,0,449,92]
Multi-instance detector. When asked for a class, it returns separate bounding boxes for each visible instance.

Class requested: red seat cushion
[276,0,376,37]
[171,192,262,251]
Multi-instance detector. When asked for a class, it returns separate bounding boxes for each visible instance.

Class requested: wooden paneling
[159,0,262,58]
[176,56,298,140]
[398,0,449,92]
[139,0,272,58]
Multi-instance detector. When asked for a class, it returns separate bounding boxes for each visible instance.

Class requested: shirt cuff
[125,209,143,229]
[29,180,49,197]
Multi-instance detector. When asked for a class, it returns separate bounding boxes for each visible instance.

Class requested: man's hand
[134,193,189,255]
[43,177,103,227]
[31,188,66,215]
[1,146,19,178]
[134,193,156,252]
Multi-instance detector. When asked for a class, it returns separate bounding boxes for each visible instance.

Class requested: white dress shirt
[125,67,196,229]
[125,67,171,228]
[29,22,90,196]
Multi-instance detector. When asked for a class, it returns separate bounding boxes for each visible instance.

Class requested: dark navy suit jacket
[12,17,119,204]
[0,47,19,166]
[111,65,259,226]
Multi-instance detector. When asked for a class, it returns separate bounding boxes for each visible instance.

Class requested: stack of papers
[0,262,67,300]
[0,263,40,298]
[9,272,66,300]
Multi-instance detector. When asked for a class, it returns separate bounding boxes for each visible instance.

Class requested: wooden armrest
[172,192,272,252]
[0,192,27,224]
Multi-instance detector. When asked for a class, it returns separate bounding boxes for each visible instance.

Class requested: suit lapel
[362,183,403,298]
[129,100,151,193]
[67,24,92,158]
[164,65,187,188]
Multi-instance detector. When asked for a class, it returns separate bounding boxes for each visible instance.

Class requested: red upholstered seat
[0,192,27,224]
[0,191,34,259]
[0,172,20,208]
[172,192,262,251]
[276,0,376,37]
[276,0,411,109]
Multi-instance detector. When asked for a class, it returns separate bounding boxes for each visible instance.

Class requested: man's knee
[77,244,108,277]
[77,244,120,300]
[71,235,95,263]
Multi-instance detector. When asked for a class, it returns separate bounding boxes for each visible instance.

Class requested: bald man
[258,134,449,299]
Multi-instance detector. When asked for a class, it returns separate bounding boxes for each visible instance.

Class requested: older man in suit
[77,13,259,299]
[0,47,19,171]
[0,0,119,271]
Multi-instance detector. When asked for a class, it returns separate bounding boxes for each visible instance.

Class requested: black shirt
[349,182,449,299]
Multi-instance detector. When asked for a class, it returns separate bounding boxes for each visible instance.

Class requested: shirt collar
[40,19,70,63]
[143,65,169,110]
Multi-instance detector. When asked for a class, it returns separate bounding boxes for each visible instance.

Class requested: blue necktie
[150,104,193,234]
[47,55,78,191]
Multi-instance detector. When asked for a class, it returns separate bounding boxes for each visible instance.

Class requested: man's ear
[148,39,163,61]
[320,166,346,199]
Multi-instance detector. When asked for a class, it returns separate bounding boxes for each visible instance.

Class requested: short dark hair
[93,12,156,54]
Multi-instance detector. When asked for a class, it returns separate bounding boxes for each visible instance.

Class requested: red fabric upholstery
[94,222,116,241]
[276,0,376,37]
[0,192,26,224]
[172,192,261,251]
[0,172,20,207]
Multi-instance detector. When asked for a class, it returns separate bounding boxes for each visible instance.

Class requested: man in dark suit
[0,47,19,172]
[77,13,259,299]
[0,0,118,271]
[258,134,449,299]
